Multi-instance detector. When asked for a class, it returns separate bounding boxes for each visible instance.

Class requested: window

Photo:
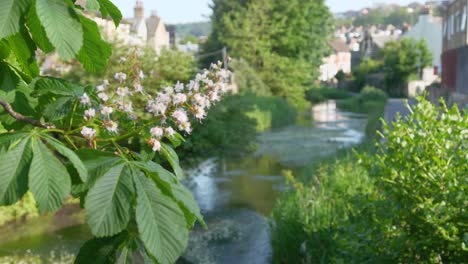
[462,7,467,31]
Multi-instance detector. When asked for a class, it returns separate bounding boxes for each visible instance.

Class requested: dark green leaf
[134,174,188,264]
[26,1,54,53]
[75,233,126,264]
[43,96,74,121]
[161,143,185,179]
[0,136,32,205]
[33,77,74,96]
[77,15,112,73]
[29,137,71,212]
[7,27,40,77]
[85,163,134,237]
[76,149,121,185]
[98,0,122,27]
[0,0,31,39]
[36,0,83,60]
[42,134,88,182]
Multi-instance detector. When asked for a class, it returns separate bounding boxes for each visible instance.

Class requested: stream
[0,101,367,264]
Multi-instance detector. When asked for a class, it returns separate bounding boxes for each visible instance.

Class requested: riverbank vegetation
[271,97,468,263]
[304,86,351,104]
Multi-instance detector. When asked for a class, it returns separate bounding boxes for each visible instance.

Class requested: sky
[111,0,426,24]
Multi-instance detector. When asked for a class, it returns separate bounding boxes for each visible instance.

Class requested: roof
[329,39,349,52]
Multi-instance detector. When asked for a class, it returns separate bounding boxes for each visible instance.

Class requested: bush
[271,155,374,263]
[360,97,468,262]
[305,87,350,104]
[271,97,468,263]
[351,58,383,92]
[0,192,38,226]
[337,86,387,114]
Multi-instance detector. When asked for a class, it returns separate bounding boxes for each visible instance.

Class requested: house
[319,39,351,82]
[404,6,443,72]
[129,1,171,55]
[441,0,468,100]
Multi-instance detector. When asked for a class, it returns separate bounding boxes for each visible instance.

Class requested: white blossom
[165,127,175,137]
[172,109,189,124]
[134,83,144,93]
[123,102,133,113]
[173,93,187,105]
[114,72,127,83]
[96,85,106,92]
[174,82,184,93]
[105,121,118,133]
[179,122,192,134]
[98,92,109,102]
[102,79,109,86]
[100,106,114,116]
[116,87,131,97]
[193,106,206,120]
[150,126,164,138]
[81,126,96,139]
[164,86,174,94]
[84,108,96,120]
[119,57,127,63]
[147,100,167,116]
[80,93,91,106]
[150,138,161,152]
[187,80,199,91]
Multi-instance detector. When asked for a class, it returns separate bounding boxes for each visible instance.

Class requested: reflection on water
[0,101,367,264]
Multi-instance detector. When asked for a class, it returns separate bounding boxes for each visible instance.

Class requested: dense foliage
[203,0,333,106]
[305,86,350,104]
[379,38,432,97]
[0,1,233,263]
[271,97,468,263]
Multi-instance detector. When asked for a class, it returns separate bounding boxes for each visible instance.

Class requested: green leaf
[29,137,71,212]
[0,0,31,39]
[76,149,121,185]
[32,77,75,97]
[117,246,134,264]
[161,143,185,179]
[41,134,88,182]
[75,234,126,264]
[85,163,134,237]
[85,0,100,11]
[43,96,74,121]
[134,174,189,264]
[0,136,32,205]
[136,161,205,228]
[98,0,122,27]
[36,0,83,60]
[26,1,54,53]
[7,27,40,77]
[0,40,11,60]
[167,132,185,148]
[77,15,112,73]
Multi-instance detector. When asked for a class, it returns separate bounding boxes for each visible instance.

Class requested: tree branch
[0,98,53,128]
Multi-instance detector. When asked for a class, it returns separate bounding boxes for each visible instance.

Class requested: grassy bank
[270,97,468,263]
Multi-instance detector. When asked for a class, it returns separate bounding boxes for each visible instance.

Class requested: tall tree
[203,0,333,106]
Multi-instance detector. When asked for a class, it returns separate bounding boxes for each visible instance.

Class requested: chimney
[151,10,158,18]
[134,0,144,20]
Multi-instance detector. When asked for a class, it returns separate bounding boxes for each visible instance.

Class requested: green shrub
[0,192,38,226]
[305,87,350,104]
[271,155,374,263]
[337,86,387,114]
[360,97,468,262]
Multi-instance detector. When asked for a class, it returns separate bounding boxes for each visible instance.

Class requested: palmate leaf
[98,0,122,27]
[85,163,134,237]
[134,174,189,264]
[26,1,54,53]
[76,149,121,186]
[36,0,83,60]
[43,96,74,121]
[75,233,126,264]
[85,0,100,11]
[6,26,40,78]
[33,76,75,97]
[29,137,71,212]
[77,15,112,73]
[161,143,185,179]
[136,161,205,228]
[0,136,32,206]
[0,0,31,39]
[41,134,88,182]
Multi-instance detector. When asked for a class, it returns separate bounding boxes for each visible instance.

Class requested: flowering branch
[0,98,53,129]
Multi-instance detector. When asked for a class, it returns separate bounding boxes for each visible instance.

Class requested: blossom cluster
[79,61,232,152]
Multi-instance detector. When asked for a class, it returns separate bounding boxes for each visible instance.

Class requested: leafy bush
[352,58,383,92]
[271,97,468,263]
[305,87,350,104]
[271,155,374,263]
[0,192,38,226]
[360,97,468,262]
[230,59,271,96]
[338,86,387,114]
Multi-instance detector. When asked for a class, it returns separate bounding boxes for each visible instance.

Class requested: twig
[0,98,54,128]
